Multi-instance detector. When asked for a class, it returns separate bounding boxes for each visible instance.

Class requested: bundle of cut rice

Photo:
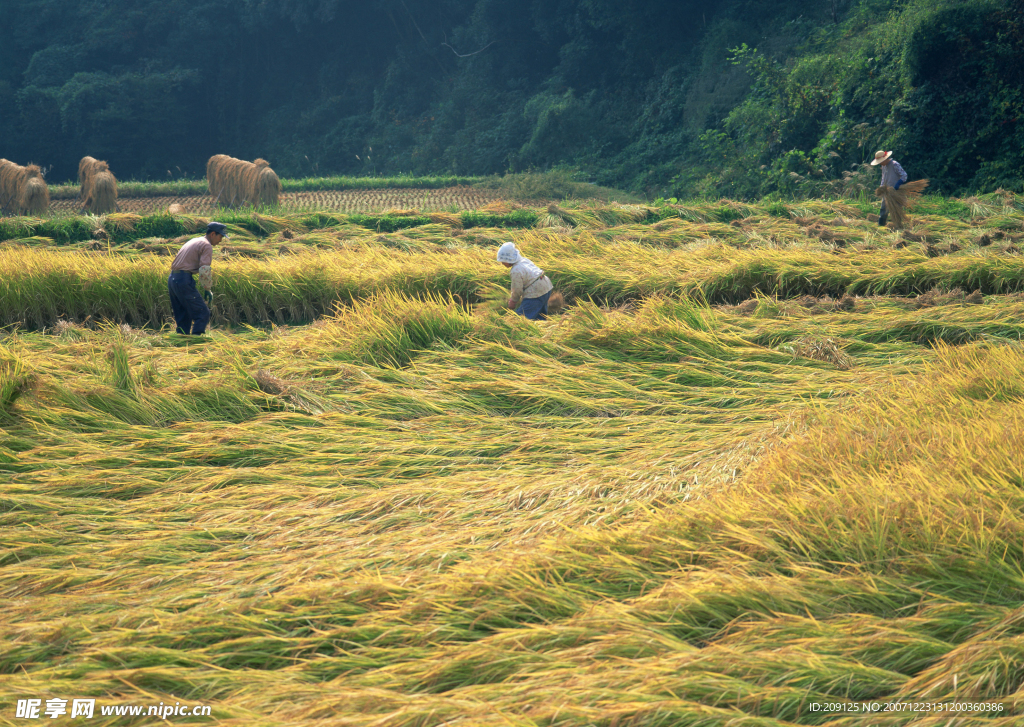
[19,166,51,216]
[875,179,929,229]
[1,160,50,215]
[79,158,118,213]
[207,155,281,208]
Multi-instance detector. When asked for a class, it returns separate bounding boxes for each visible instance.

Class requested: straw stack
[875,179,930,229]
[251,159,283,207]
[207,154,282,208]
[78,156,98,198]
[0,159,21,212]
[79,157,118,214]
[0,160,50,216]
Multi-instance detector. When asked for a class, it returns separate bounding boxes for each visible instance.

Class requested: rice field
[46,188,505,215]
[2,190,1024,725]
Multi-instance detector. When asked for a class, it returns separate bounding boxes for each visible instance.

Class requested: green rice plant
[309,292,475,368]
[104,341,138,396]
[0,350,31,421]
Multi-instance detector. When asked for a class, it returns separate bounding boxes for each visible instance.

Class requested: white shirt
[509,258,553,303]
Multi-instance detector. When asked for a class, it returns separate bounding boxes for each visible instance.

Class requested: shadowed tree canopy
[0,0,1021,196]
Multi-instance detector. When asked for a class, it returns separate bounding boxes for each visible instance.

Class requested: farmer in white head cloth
[870,150,907,227]
[496,242,553,320]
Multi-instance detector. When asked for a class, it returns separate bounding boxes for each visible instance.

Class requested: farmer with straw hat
[497,242,553,320]
[168,221,227,335]
[870,150,907,227]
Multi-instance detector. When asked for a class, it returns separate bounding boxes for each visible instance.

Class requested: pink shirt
[170,236,214,273]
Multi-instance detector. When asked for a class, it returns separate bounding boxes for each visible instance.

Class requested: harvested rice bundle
[77,156,98,199]
[427,212,464,229]
[875,179,929,229]
[79,158,118,214]
[20,166,51,216]
[0,161,50,216]
[0,159,24,212]
[207,154,281,208]
[250,159,282,207]
[167,203,186,215]
[207,154,240,206]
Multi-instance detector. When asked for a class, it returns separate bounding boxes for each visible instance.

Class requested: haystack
[19,166,50,216]
[167,203,186,215]
[207,154,238,206]
[207,154,281,208]
[78,156,98,199]
[875,179,930,229]
[79,157,118,213]
[0,160,49,216]
[0,159,24,212]
[90,170,118,213]
[250,159,282,207]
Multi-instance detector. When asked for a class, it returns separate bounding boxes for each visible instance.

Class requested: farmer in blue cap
[167,221,227,334]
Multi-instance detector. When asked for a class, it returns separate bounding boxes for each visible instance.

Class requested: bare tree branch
[442,33,497,58]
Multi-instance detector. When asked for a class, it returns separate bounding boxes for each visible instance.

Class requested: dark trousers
[168,271,210,334]
[515,290,551,320]
[879,201,888,226]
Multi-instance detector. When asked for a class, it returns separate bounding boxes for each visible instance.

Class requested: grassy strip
[10,193,1022,245]
[0,209,542,243]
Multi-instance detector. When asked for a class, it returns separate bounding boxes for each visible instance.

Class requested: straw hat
[870,150,893,166]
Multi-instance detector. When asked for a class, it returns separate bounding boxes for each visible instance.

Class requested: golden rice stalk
[479,200,514,214]
[875,179,930,229]
[791,336,853,370]
[547,290,565,315]
[427,212,464,229]
[167,203,186,215]
[103,213,142,234]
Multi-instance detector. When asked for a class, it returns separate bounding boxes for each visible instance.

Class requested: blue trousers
[168,271,210,334]
[515,291,551,320]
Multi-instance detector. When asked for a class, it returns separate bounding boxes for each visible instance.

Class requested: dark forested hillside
[1,0,1021,196]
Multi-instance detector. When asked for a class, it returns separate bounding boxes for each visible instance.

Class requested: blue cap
[207,222,228,237]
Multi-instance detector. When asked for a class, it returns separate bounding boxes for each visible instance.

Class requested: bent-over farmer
[870,150,907,227]
[496,242,553,320]
[168,221,227,334]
